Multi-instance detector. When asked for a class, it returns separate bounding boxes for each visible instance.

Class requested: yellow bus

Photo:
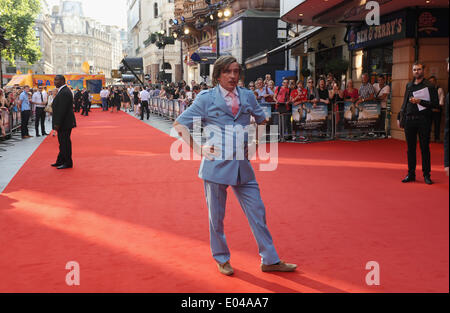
[6,74,106,104]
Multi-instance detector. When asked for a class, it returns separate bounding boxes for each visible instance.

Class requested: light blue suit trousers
[203,179,280,265]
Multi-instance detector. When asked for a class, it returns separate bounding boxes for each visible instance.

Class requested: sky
[45,0,128,29]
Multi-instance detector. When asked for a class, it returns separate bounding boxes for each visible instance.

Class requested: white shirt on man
[219,84,240,112]
[373,83,390,109]
[100,89,109,98]
[140,89,150,102]
[31,90,48,107]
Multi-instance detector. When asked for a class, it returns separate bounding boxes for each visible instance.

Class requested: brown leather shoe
[217,261,234,276]
[261,261,297,272]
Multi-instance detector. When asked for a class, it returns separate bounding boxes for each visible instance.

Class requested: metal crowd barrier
[148,97,189,121]
[1,109,22,140]
[263,102,333,143]
[145,98,387,143]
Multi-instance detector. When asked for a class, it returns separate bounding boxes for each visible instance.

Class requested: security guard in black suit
[52,75,77,169]
[397,62,439,185]
[74,88,82,112]
[81,89,90,116]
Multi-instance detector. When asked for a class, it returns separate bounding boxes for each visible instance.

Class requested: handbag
[44,104,52,113]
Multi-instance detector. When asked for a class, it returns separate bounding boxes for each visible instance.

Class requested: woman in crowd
[305,78,318,104]
[185,85,193,107]
[316,78,330,106]
[248,81,258,98]
[192,85,200,100]
[329,81,345,129]
[315,78,331,137]
[110,87,121,113]
[343,80,360,138]
[159,86,167,99]
[0,89,7,137]
[178,90,187,115]
[290,80,308,141]
[343,79,359,103]
[133,86,140,117]
[121,87,131,112]
[7,90,17,125]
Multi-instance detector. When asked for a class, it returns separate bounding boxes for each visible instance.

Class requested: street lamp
[150,31,175,82]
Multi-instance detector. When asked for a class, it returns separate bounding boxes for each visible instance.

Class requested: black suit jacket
[444,93,449,168]
[52,86,76,130]
[398,79,439,121]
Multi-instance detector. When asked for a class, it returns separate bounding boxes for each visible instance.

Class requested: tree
[0,0,42,65]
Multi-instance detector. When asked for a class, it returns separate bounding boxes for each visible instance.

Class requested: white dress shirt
[219,84,240,112]
[57,84,67,95]
[32,90,48,107]
[100,89,109,98]
[140,89,150,102]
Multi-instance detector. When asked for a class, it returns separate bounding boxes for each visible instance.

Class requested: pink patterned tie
[228,92,239,116]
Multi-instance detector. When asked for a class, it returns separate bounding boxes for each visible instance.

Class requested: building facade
[50,0,120,80]
[174,0,282,85]
[281,0,449,141]
[127,0,181,83]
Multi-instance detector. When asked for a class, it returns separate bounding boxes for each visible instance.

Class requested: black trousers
[21,110,31,137]
[56,128,73,166]
[35,107,46,135]
[75,101,81,112]
[377,108,387,133]
[141,101,149,120]
[404,115,432,177]
[81,104,89,116]
[432,110,442,141]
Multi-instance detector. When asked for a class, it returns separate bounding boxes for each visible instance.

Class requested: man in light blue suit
[173,56,297,276]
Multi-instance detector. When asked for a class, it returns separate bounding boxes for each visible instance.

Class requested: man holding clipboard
[397,62,439,185]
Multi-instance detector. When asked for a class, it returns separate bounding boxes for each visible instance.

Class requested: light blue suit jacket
[176,86,267,186]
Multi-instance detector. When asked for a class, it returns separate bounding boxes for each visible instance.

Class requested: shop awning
[245,26,322,69]
[268,26,322,56]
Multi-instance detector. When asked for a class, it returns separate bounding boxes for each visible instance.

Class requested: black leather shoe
[36,134,40,137]
[402,175,416,183]
[57,164,73,170]
[51,163,62,167]
[43,132,49,136]
[424,176,433,185]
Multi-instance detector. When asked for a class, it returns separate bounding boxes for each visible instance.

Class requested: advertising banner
[292,102,328,131]
[343,101,381,130]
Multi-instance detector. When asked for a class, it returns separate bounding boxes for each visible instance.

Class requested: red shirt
[344,88,359,100]
[290,88,307,103]
[275,86,290,103]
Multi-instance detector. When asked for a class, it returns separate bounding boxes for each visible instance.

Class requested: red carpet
[0,109,448,293]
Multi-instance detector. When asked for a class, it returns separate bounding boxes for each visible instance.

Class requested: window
[86,80,102,93]
[154,3,158,18]
[362,44,393,84]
